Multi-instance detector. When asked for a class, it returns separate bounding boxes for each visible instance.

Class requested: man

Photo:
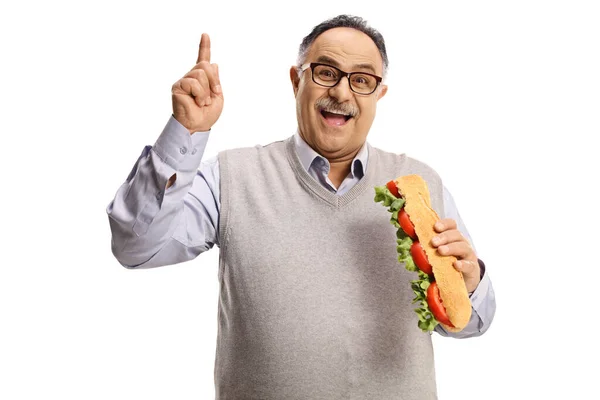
[107,15,495,399]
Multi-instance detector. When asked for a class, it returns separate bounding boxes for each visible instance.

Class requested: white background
[1,0,599,399]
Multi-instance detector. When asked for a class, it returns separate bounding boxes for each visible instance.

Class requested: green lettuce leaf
[374,186,405,229]
[375,184,440,333]
[374,185,398,207]
[410,271,439,332]
[396,236,417,272]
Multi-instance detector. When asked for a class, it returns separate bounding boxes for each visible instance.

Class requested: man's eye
[318,68,338,80]
[352,74,372,87]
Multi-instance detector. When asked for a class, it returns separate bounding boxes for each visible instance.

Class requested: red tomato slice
[399,209,416,239]
[426,282,454,327]
[386,180,400,198]
[410,241,432,275]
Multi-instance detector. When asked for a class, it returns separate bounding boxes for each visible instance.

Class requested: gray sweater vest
[216,136,444,399]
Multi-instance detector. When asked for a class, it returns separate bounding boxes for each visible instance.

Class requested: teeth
[323,109,350,116]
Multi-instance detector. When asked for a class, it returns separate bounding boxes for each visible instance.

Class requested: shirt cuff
[152,115,210,171]
[469,258,490,311]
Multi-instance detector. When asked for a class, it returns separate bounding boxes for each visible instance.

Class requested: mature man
[107,15,495,399]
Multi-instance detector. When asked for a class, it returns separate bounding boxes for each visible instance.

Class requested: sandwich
[374,174,471,332]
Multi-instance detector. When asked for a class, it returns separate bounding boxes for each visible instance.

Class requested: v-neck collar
[285,135,378,209]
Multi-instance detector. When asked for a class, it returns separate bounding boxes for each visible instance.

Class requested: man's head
[290,15,388,162]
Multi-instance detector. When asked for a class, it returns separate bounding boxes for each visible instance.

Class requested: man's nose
[328,75,353,103]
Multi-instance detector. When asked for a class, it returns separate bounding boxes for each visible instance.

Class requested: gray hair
[296,15,389,79]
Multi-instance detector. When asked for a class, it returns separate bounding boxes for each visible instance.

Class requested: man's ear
[377,84,388,101]
[290,66,300,96]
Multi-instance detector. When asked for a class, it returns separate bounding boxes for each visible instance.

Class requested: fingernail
[435,222,443,231]
[439,245,448,254]
[431,236,440,246]
[455,260,462,270]
[214,85,221,94]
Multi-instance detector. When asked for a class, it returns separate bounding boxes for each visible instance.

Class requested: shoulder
[219,138,288,156]
[369,144,442,180]
[217,137,292,175]
[217,139,290,166]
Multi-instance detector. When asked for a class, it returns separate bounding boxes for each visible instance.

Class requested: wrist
[465,278,480,294]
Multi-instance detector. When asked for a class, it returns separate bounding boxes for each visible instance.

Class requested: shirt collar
[293,133,369,177]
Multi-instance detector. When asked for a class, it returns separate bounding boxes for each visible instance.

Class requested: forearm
[106,116,212,268]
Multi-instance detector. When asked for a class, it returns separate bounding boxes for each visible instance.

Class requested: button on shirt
[106,116,496,338]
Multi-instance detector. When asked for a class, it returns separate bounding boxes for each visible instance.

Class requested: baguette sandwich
[374,174,471,332]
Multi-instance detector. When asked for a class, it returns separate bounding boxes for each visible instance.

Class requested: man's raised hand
[172,33,223,133]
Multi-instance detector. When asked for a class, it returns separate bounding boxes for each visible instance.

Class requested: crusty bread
[395,174,471,331]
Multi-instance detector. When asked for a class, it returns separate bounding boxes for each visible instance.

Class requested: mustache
[314,97,359,118]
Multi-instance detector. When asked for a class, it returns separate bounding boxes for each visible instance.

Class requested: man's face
[290,27,388,161]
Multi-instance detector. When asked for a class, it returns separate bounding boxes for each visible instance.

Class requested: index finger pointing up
[197,33,211,64]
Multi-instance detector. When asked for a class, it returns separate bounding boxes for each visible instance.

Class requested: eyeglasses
[300,62,382,95]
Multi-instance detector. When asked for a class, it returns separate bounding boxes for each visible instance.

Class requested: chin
[313,130,351,153]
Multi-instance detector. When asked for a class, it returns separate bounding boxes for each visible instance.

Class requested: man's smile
[320,109,353,126]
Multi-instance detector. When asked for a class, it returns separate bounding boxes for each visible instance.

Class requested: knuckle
[196,61,211,70]
[194,69,208,81]
[187,69,201,78]
[172,80,185,93]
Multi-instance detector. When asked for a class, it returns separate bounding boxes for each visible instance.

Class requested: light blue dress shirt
[107,116,495,338]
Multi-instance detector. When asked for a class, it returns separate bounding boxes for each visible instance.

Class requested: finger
[212,63,221,94]
[184,68,211,91]
[454,259,479,276]
[191,61,221,95]
[197,33,211,64]
[173,77,206,98]
[173,78,210,106]
[430,229,464,247]
[172,92,197,111]
[434,218,457,233]
[436,241,473,259]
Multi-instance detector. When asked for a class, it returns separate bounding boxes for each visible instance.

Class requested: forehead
[306,27,383,74]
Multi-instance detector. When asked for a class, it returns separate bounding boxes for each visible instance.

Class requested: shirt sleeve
[105,116,221,268]
[433,186,496,338]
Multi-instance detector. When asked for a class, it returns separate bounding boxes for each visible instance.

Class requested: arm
[433,186,496,338]
[106,33,224,268]
[106,117,220,268]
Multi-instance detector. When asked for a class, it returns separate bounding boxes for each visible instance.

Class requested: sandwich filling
[374,185,439,332]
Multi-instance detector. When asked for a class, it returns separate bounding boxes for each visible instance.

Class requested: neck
[296,132,364,189]
[327,144,363,188]
[327,158,351,188]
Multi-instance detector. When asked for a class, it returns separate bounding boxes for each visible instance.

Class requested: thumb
[454,259,478,277]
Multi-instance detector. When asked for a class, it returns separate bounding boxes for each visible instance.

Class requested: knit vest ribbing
[216,136,444,400]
